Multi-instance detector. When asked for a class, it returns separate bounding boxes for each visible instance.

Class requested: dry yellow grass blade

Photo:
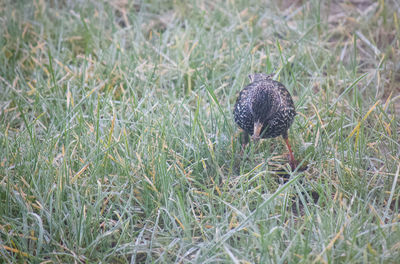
[229,212,238,230]
[66,85,73,108]
[174,215,185,230]
[193,190,210,197]
[143,174,158,193]
[70,163,90,184]
[311,102,326,132]
[1,244,29,257]
[347,100,380,139]
[27,82,36,96]
[107,112,116,146]
[313,224,346,264]
[210,176,222,196]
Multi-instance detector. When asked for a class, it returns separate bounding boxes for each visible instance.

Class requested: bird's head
[250,89,275,139]
[252,89,274,121]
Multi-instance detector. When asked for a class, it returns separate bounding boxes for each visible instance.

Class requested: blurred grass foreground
[0,0,399,263]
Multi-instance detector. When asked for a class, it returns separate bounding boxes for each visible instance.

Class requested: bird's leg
[251,121,263,141]
[282,134,297,170]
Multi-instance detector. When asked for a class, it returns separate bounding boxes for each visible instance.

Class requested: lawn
[1,0,399,263]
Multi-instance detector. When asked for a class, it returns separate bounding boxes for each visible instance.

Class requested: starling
[234,73,297,170]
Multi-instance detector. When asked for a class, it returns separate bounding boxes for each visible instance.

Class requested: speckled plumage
[234,73,296,139]
[234,73,298,169]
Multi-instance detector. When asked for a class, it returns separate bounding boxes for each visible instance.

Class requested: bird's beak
[252,121,263,141]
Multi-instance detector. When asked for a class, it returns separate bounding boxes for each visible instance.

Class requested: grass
[0,0,399,263]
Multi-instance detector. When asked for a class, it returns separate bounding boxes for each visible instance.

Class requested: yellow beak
[252,121,263,140]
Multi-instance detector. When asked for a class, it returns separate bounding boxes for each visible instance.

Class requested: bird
[234,73,298,170]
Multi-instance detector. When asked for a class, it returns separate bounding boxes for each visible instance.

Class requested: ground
[0,0,399,263]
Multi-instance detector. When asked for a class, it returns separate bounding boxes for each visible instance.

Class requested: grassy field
[1,0,400,263]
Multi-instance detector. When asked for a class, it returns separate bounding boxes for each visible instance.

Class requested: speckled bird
[234,73,297,169]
